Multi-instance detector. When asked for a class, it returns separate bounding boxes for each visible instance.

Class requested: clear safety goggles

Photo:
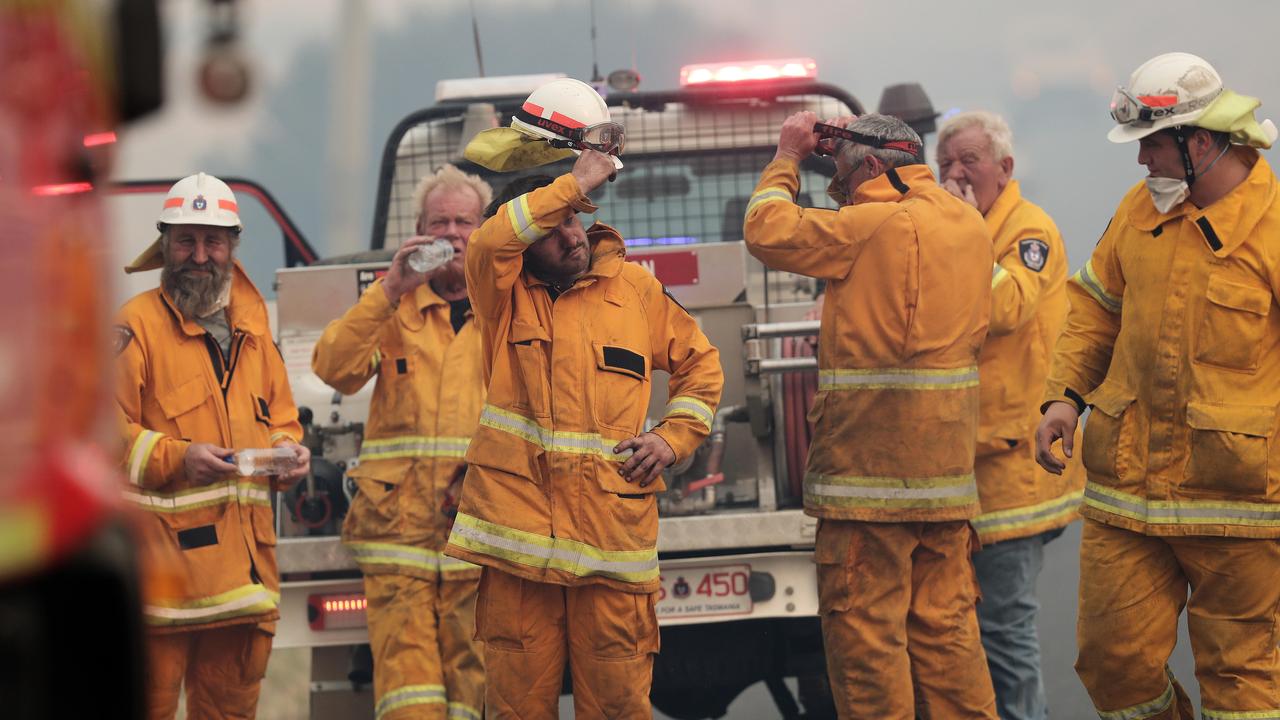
[550,121,626,155]
[514,107,625,155]
[1109,85,1219,126]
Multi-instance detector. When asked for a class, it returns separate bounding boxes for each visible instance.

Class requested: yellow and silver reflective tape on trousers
[1072,259,1122,314]
[818,366,979,391]
[345,542,480,575]
[1096,669,1174,720]
[1084,482,1280,527]
[665,395,714,431]
[478,405,633,461]
[804,473,978,510]
[358,435,471,462]
[448,511,659,583]
[970,490,1084,538]
[745,185,795,216]
[123,479,271,513]
[374,684,446,720]
[144,582,279,627]
[1201,708,1280,719]
[507,193,550,245]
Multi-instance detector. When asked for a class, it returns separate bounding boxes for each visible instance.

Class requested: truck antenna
[470,0,486,77]
[589,0,601,83]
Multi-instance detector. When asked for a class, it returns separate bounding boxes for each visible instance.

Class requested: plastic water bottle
[228,448,299,476]
[407,238,455,274]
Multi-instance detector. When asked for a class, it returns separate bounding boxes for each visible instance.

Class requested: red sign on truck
[628,251,699,286]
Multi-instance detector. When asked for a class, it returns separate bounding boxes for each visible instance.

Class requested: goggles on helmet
[1109,85,1221,126]
[514,108,626,155]
[813,122,921,159]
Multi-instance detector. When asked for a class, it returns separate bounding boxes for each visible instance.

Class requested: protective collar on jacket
[983,180,1024,235]
[1126,150,1278,258]
[521,222,627,289]
[1126,147,1274,257]
[850,164,935,205]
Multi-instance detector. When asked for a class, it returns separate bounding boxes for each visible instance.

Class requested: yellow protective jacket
[445,173,724,593]
[1045,149,1280,538]
[744,159,991,522]
[116,262,301,631]
[972,180,1085,544]
[311,279,484,580]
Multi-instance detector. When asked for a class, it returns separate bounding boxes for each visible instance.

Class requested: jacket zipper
[202,328,262,587]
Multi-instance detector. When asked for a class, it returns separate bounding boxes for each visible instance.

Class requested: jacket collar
[399,280,469,330]
[983,180,1023,247]
[1127,148,1277,258]
[160,260,269,337]
[523,222,627,290]
[851,164,937,205]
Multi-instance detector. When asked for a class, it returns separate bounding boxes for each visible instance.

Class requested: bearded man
[115,172,309,720]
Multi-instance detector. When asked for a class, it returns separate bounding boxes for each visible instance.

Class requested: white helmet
[126,172,242,273]
[511,78,624,169]
[155,172,242,231]
[1107,52,1223,144]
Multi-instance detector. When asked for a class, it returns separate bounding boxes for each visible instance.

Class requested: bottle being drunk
[407,238,455,274]
[227,448,299,476]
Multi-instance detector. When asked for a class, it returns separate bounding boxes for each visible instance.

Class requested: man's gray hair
[937,110,1014,162]
[837,113,923,171]
[411,164,493,221]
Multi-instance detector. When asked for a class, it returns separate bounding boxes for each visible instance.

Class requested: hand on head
[571,149,618,195]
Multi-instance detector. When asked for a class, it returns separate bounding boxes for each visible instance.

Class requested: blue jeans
[973,528,1063,720]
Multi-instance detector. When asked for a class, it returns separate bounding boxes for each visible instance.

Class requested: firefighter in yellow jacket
[312,165,490,720]
[116,173,310,720]
[1037,52,1280,720]
[746,111,997,719]
[444,147,723,715]
[937,110,1084,720]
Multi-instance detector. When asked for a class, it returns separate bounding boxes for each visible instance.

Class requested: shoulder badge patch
[1018,238,1049,272]
[112,325,135,356]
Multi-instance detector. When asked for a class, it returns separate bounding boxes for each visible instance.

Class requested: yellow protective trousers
[144,624,274,720]
[815,520,997,719]
[1076,518,1280,720]
[474,567,659,719]
[364,573,484,720]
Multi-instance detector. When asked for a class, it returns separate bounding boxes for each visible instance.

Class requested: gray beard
[162,261,232,319]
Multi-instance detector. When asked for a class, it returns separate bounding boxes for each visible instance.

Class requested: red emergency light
[307,591,369,631]
[31,182,93,196]
[680,58,817,87]
[83,132,117,148]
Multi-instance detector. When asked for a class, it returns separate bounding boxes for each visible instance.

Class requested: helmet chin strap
[1174,127,1232,187]
[1173,126,1197,186]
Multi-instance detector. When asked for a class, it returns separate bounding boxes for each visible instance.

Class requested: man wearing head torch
[744,112,997,718]
[1036,52,1280,719]
[447,77,723,718]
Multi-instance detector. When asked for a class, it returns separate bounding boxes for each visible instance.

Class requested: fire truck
[271,59,939,719]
